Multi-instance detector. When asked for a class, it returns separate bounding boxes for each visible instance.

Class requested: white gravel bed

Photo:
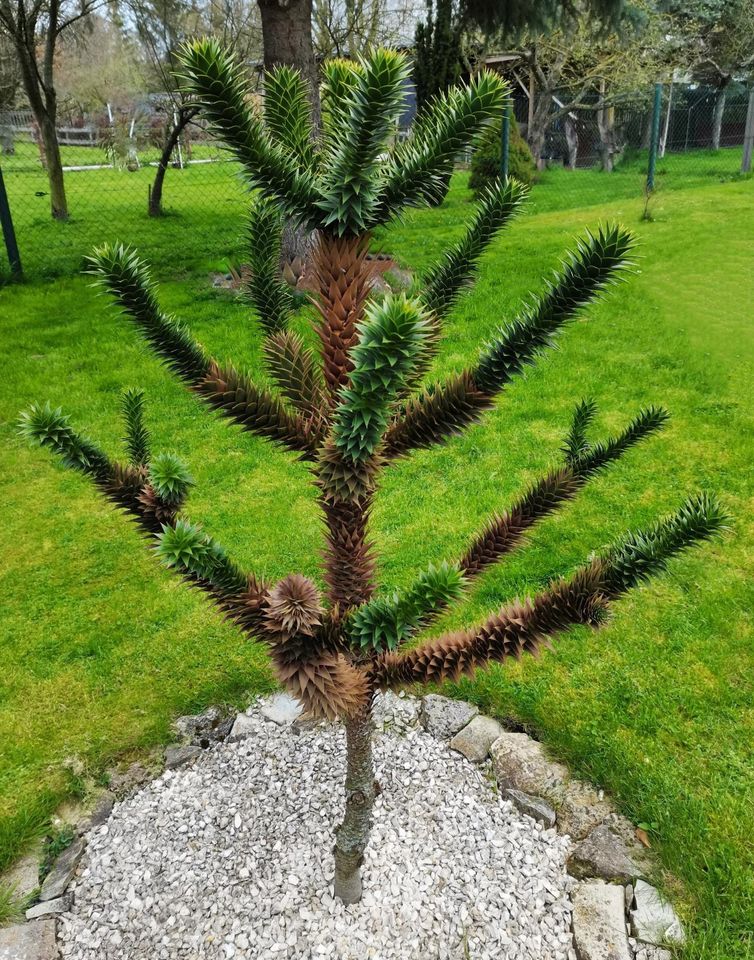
[59,700,575,960]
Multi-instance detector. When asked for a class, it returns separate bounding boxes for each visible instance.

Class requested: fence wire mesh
[1,80,752,279]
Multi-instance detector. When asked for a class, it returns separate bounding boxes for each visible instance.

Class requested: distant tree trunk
[659,81,673,158]
[528,97,551,170]
[12,34,69,219]
[641,108,653,150]
[564,116,578,169]
[149,108,198,217]
[711,87,727,150]
[37,105,67,219]
[333,708,379,904]
[257,0,319,274]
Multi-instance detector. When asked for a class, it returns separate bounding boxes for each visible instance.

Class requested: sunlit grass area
[1,173,752,958]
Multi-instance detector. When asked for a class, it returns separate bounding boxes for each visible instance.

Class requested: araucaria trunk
[333,708,378,904]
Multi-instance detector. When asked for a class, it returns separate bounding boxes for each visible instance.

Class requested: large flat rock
[568,824,642,883]
[0,920,58,960]
[572,881,632,960]
[449,715,503,762]
[490,731,569,799]
[630,879,685,945]
[0,840,43,900]
[419,695,478,739]
[39,837,84,902]
[260,693,303,725]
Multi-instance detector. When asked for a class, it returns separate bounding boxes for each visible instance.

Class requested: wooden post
[742,86,754,174]
[0,166,22,279]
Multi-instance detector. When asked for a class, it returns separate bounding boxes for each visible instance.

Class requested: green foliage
[475,224,635,393]
[156,520,248,595]
[349,562,465,651]
[263,65,317,172]
[120,388,150,467]
[18,403,112,482]
[332,295,429,463]
[317,49,409,234]
[422,178,529,319]
[562,397,597,464]
[148,453,193,506]
[601,493,730,596]
[244,197,294,335]
[177,38,319,225]
[320,59,366,149]
[380,71,509,214]
[88,243,210,385]
[573,405,670,477]
[469,114,537,195]
[413,0,463,111]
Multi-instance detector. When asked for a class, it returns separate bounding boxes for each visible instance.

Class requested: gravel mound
[59,699,575,960]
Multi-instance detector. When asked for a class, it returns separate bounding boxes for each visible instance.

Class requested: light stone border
[1,693,685,960]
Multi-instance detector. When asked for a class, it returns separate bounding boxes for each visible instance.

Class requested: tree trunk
[564,117,578,170]
[333,707,379,904]
[257,0,319,274]
[711,88,726,151]
[38,110,68,220]
[257,0,320,129]
[149,110,196,217]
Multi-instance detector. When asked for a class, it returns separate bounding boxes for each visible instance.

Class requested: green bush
[469,115,536,194]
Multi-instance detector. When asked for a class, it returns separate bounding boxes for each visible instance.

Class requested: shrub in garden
[21,43,727,904]
[469,114,536,194]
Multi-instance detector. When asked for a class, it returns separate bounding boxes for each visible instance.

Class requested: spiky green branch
[348,562,465,651]
[120,388,150,467]
[244,198,294,335]
[422,178,528,320]
[384,224,635,458]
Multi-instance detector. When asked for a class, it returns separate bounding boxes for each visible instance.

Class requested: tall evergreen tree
[21,42,727,905]
[414,0,463,111]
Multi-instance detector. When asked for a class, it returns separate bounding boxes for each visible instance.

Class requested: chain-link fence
[1,80,752,280]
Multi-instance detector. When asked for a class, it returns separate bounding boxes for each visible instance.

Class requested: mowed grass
[3,141,748,279]
[1,174,753,958]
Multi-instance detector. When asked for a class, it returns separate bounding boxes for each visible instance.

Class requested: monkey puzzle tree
[20,42,727,905]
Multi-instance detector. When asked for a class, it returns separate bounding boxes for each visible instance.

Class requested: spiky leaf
[244,197,294,334]
[88,243,210,384]
[422,178,528,319]
[263,64,317,172]
[149,452,193,506]
[120,388,150,466]
[475,224,635,393]
[19,403,112,482]
[332,294,429,463]
[157,519,248,595]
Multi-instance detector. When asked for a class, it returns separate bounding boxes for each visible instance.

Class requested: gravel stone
[571,881,632,960]
[39,837,84,901]
[58,696,575,960]
[419,694,478,739]
[568,825,642,883]
[449,715,504,762]
[630,879,685,945]
[0,920,58,960]
[505,789,557,829]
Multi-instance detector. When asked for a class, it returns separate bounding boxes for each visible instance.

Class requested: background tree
[21,41,727,905]
[659,0,754,150]
[512,2,665,168]
[0,0,103,218]
[128,0,261,216]
[413,0,463,111]
[313,0,422,59]
[0,31,20,152]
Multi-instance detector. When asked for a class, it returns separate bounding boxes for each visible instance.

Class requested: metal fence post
[501,102,511,181]
[742,84,754,174]
[647,83,663,192]
[0,166,22,279]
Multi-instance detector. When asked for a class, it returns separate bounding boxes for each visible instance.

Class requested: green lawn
[2,142,749,280]
[1,173,753,959]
